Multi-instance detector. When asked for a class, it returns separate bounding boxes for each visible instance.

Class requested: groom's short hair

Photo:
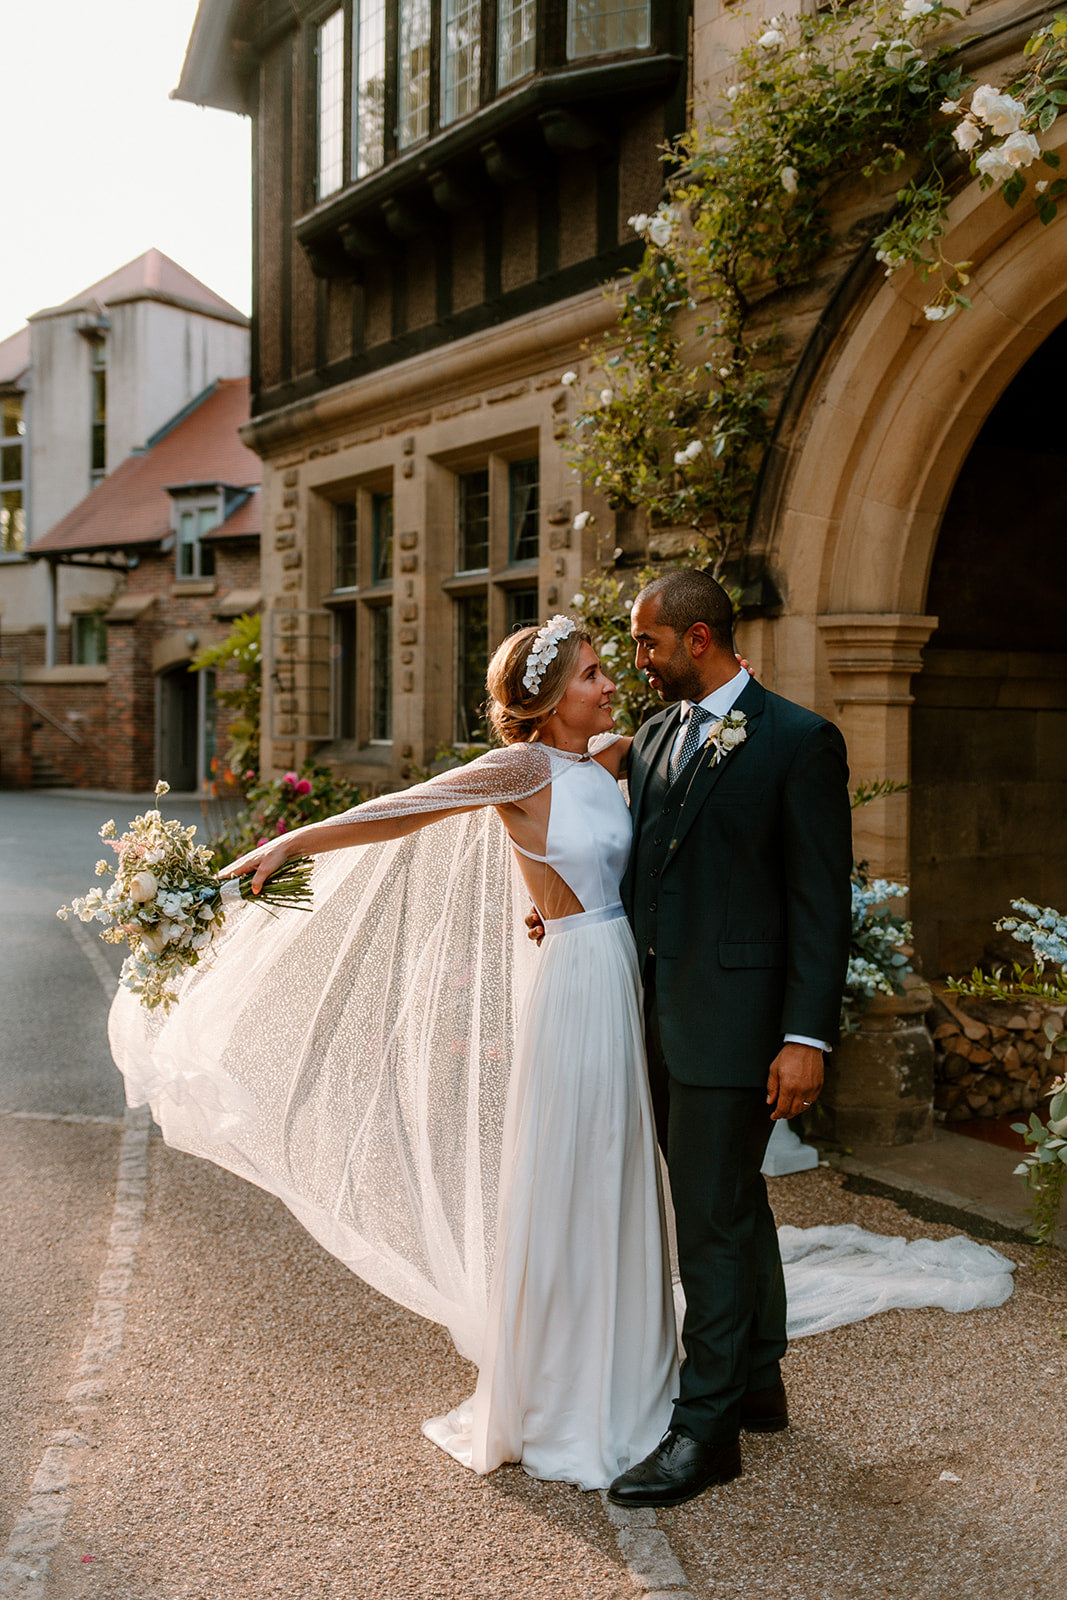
[636,568,735,652]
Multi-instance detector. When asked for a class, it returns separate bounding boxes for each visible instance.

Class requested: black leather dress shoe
[739,1378,789,1434]
[607,1429,741,1507]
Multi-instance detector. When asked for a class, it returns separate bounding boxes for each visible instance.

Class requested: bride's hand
[220,836,295,896]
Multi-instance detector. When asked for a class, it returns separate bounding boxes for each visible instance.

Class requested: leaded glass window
[72,614,108,666]
[372,493,394,583]
[317,8,345,197]
[335,501,359,588]
[508,458,539,563]
[567,0,649,58]
[498,0,536,86]
[371,604,393,739]
[442,0,481,125]
[354,0,387,175]
[455,592,489,741]
[507,587,540,631]
[457,470,490,570]
[399,0,432,148]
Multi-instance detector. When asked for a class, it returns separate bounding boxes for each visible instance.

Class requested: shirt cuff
[784,1033,832,1053]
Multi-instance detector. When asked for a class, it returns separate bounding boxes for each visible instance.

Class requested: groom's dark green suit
[622,673,852,1444]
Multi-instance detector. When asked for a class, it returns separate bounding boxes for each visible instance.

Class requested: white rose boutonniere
[705,710,748,766]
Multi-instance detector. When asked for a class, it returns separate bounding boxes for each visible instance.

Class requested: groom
[607,568,852,1507]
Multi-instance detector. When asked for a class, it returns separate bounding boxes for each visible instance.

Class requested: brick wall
[0,539,261,792]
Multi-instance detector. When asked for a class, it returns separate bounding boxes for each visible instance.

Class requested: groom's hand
[766,1043,823,1121]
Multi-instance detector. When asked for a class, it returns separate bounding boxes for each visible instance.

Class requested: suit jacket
[622,676,853,1088]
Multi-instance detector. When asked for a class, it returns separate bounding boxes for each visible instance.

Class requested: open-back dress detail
[108,737,677,1490]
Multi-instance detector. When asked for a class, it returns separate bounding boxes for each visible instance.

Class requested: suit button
[648,902,657,913]
[649,868,659,878]
[653,836,663,845]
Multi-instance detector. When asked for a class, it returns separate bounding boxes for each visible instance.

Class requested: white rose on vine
[758,27,786,50]
[1000,129,1041,168]
[561,370,578,386]
[971,86,1026,135]
[628,213,650,234]
[953,117,982,152]
[883,38,920,69]
[780,166,799,194]
[924,303,957,322]
[976,144,1015,182]
[647,210,674,248]
[900,0,933,18]
[573,511,592,531]
[726,84,740,102]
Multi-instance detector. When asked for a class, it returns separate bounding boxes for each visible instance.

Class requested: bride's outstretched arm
[220,742,554,897]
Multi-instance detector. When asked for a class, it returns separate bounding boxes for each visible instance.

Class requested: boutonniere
[704,710,748,767]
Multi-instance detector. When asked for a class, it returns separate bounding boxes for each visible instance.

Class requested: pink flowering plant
[57,781,313,1012]
[204,762,363,870]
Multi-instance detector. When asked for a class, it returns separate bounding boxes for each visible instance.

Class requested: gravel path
[664,1168,1065,1600]
[17,1125,1065,1600]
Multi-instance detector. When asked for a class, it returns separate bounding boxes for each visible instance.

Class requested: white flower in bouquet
[58,780,314,1013]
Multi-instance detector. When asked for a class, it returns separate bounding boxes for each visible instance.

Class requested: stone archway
[755,123,1067,900]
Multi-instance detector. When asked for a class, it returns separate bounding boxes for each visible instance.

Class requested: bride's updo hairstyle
[487,617,591,744]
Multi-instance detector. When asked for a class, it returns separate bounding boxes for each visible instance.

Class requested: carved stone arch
[746,120,1067,882]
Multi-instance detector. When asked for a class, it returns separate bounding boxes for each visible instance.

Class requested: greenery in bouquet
[204,762,363,870]
[58,782,313,1013]
[950,900,1067,1256]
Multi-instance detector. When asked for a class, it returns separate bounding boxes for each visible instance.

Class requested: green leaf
[1043,151,1062,168]
[1040,201,1060,225]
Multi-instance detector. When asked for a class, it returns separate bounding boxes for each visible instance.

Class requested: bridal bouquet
[58,781,312,1013]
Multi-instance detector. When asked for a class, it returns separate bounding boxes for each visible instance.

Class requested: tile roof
[28,250,247,326]
[30,379,261,556]
[0,325,30,385]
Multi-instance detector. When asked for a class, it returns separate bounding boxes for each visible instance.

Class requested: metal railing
[0,648,86,746]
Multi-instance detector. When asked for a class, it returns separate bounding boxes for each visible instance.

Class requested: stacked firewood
[931,983,1066,1122]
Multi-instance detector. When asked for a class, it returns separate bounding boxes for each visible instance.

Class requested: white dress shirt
[670,669,831,1055]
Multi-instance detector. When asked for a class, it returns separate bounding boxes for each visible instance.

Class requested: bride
[109,614,677,1492]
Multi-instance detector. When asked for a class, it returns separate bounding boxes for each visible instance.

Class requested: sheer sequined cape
[108,741,610,1363]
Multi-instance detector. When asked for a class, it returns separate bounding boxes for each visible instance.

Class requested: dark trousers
[645,964,787,1444]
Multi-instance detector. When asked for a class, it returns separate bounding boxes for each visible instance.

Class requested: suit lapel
[666,677,766,858]
[630,707,681,823]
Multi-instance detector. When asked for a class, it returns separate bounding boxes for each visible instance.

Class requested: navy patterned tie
[670,705,711,783]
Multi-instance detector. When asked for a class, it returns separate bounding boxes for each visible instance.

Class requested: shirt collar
[680,667,750,723]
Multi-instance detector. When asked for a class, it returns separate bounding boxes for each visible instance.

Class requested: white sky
[1,0,252,342]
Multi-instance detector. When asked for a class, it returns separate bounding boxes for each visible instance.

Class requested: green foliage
[190,613,262,785]
[566,3,1067,563]
[205,762,363,870]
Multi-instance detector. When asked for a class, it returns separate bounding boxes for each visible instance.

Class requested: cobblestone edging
[599,1494,696,1598]
[0,924,146,1600]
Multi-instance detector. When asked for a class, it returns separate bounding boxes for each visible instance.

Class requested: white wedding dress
[109,737,676,1490]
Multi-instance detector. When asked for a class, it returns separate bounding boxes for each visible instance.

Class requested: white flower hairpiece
[523,615,577,695]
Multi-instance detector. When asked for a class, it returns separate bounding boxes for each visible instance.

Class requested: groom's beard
[646,651,705,704]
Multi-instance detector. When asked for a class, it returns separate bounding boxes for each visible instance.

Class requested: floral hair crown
[523,614,576,696]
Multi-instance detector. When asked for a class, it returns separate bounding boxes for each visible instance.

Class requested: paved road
[0,791,208,1564]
